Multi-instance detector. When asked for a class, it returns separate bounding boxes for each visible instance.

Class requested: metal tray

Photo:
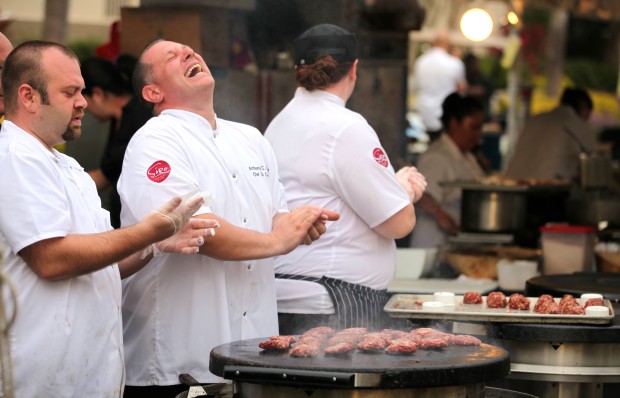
[385,294,615,325]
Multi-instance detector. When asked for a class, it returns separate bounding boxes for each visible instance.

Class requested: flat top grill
[209,337,510,389]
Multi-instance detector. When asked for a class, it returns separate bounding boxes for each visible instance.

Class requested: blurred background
[1,0,620,177]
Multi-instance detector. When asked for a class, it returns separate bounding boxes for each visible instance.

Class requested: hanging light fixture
[460,7,494,42]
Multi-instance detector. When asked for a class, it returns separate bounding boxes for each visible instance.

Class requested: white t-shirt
[0,121,124,397]
[409,133,485,248]
[118,110,286,385]
[265,88,411,314]
[413,47,466,132]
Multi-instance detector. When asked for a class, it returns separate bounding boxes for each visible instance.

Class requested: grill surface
[209,337,510,389]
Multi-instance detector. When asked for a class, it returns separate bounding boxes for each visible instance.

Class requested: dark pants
[123,384,187,398]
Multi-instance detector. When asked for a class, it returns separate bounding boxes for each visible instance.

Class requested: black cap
[293,24,357,66]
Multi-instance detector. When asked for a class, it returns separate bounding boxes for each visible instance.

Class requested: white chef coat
[0,121,124,397]
[409,133,485,248]
[413,47,466,132]
[118,110,286,385]
[264,88,411,314]
[505,105,597,181]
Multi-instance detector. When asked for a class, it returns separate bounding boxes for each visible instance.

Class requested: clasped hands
[396,166,427,203]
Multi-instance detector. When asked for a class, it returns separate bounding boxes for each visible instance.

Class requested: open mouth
[185,63,202,78]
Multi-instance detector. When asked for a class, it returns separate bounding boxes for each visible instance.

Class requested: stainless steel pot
[579,152,612,189]
[460,189,527,233]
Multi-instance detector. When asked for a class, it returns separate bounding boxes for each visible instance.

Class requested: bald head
[0,32,14,115]
[432,30,451,50]
[0,33,11,58]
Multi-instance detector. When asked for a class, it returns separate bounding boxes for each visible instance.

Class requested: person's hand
[155,217,220,255]
[301,219,327,245]
[272,206,339,253]
[396,166,427,203]
[149,192,211,235]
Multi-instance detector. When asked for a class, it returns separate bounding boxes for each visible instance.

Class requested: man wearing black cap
[265,24,427,334]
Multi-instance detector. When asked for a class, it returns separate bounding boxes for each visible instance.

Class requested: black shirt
[100,96,152,228]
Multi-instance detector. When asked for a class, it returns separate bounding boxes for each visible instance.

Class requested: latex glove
[154,217,220,255]
[141,191,216,258]
[396,166,427,203]
[151,191,213,235]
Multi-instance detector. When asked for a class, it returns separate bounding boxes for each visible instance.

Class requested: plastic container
[496,259,539,291]
[540,225,597,275]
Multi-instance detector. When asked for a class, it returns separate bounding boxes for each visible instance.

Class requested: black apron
[275,273,391,330]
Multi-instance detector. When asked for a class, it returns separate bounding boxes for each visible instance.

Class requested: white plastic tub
[540,224,596,275]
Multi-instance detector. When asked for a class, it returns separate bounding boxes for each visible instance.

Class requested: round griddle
[526,272,620,302]
[210,337,510,389]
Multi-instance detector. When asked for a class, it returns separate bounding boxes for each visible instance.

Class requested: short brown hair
[132,40,162,114]
[2,41,78,115]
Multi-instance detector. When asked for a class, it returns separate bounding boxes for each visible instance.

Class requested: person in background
[409,93,485,276]
[463,52,495,123]
[265,24,427,334]
[505,87,596,182]
[117,39,339,397]
[81,56,152,228]
[412,30,467,140]
[0,40,217,397]
[0,32,13,122]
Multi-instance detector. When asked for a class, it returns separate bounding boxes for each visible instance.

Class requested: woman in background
[265,24,426,334]
[409,93,486,276]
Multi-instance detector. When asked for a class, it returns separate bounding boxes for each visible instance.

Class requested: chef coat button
[232,173,237,179]
[243,312,247,316]
[243,217,247,223]
[247,264,251,270]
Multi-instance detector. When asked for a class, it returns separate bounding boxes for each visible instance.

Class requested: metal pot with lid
[441,179,570,234]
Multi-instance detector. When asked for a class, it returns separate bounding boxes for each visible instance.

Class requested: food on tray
[584,298,606,308]
[533,299,560,314]
[558,294,586,315]
[508,293,530,310]
[463,291,483,304]
[486,292,507,308]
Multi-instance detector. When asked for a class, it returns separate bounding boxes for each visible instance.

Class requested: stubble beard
[62,124,81,142]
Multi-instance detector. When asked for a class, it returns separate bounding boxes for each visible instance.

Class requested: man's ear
[18,84,38,113]
[142,84,162,104]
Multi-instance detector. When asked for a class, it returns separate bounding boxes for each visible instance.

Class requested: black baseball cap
[293,24,357,66]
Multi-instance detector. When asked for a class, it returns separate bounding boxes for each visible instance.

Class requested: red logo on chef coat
[147,160,171,183]
[373,147,389,167]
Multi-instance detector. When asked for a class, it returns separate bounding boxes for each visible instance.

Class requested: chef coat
[118,110,286,385]
[265,88,411,314]
[0,121,124,397]
[410,133,485,248]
